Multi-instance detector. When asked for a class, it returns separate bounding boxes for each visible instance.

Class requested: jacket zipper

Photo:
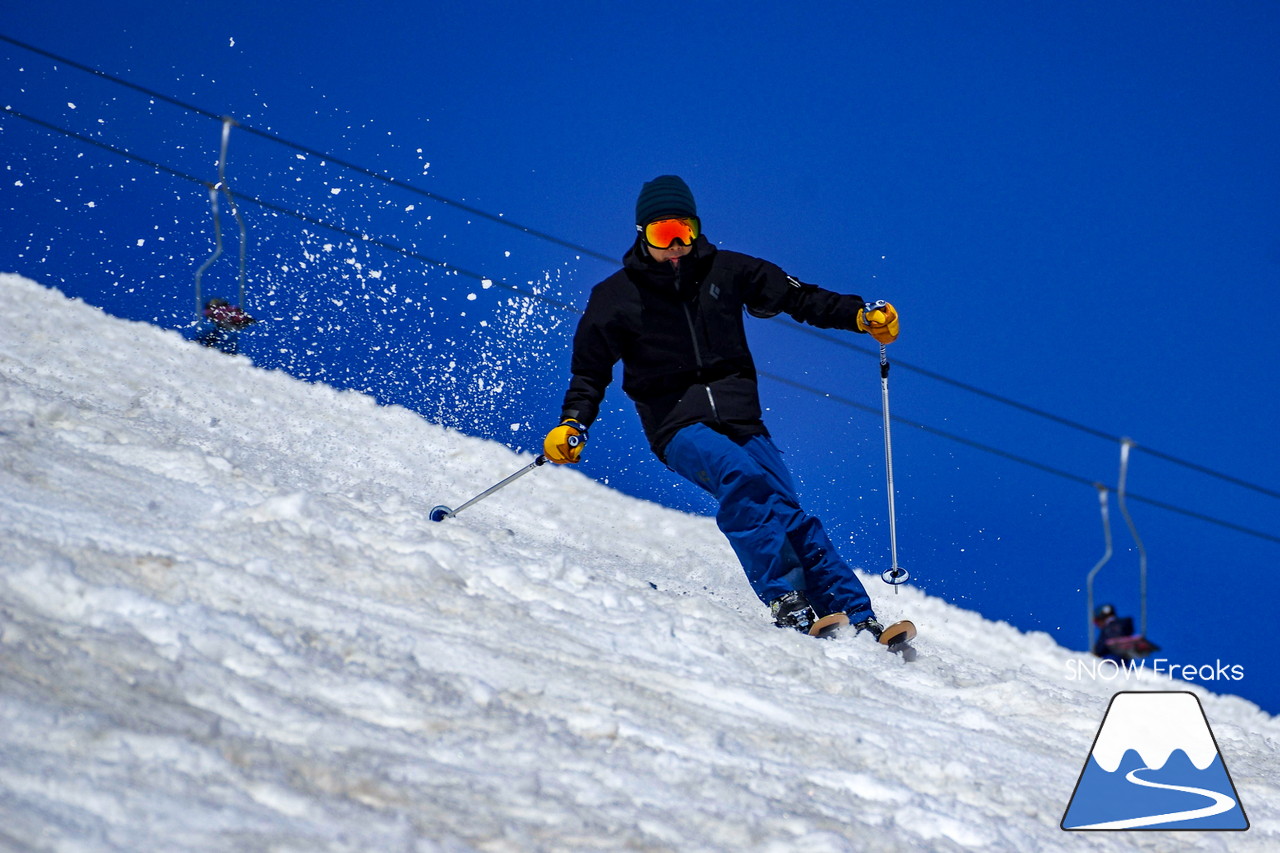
[679,284,721,422]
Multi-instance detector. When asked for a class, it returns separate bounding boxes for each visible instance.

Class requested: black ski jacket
[560,235,867,459]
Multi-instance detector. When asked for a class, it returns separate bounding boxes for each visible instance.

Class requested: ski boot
[772,592,851,638]
[770,591,817,634]
[852,617,885,640]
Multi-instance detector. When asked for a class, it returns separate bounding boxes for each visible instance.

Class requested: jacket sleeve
[743,256,865,332]
[560,288,623,427]
[782,278,865,331]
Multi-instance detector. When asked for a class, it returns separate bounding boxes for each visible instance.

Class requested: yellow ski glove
[857,301,900,344]
[543,419,588,464]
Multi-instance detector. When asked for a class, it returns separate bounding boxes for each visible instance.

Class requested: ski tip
[808,612,850,638]
[878,619,917,646]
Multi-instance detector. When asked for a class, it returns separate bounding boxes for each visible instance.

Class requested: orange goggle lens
[642,217,700,248]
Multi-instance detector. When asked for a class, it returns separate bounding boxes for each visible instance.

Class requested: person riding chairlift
[1092,603,1160,662]
[196,298,256,355]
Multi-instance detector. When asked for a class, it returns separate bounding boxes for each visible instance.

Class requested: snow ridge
[1,273,1277,851]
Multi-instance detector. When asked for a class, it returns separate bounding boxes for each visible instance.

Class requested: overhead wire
[0,33,617,266]
[776,321,1280,501]
[14,29,1273,502]
[6,103,1276,545]
[5,31,1275,500]
[1,106,583,314]
[758,371,1280,545]
[3,36,1277,546]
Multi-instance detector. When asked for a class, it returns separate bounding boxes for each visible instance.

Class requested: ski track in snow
[2,272,1279,851]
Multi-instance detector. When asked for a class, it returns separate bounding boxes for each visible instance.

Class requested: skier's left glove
[543,419,588,464]
[857,301,899,344]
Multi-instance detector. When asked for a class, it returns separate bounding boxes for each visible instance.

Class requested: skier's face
[647,241,692,264]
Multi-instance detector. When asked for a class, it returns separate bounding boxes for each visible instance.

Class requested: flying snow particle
[330,188,341,196]
[230,37,236,47]
[136,239,145,247]
[67,102,77,109]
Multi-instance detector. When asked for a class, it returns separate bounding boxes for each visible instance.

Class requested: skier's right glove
[543,419,588,464]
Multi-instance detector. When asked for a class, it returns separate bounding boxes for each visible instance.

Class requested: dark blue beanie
[635,175,697,225]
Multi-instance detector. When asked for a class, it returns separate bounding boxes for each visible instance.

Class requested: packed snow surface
[2,272,1278,851]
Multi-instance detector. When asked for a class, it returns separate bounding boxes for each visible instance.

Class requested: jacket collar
[623,235,716,295]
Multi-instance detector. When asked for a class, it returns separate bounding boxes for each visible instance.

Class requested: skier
[544,175,901,638]
[196,298,256,355]
[1092,604,1160,661]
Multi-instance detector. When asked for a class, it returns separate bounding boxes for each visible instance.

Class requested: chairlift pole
[193,184,223,318]
[194,117,248,317]
[1084,483,1113,649]
[1116,438,1148,636]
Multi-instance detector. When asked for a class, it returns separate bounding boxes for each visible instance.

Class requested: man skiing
[544,175,901,639]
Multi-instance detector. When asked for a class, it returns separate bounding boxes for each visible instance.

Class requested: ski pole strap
[564,426,587,451]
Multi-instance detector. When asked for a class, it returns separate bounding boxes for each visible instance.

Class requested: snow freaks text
[1065,658,1245,684]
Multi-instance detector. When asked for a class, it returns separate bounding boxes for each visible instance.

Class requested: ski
[808,613,849,639]
[879,619,918,661]
[878,619,916,647]
[807,614,918,658]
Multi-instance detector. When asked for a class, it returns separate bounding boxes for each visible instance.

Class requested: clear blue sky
[3,2,1278,712]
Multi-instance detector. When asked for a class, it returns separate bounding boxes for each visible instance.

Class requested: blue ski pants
[664,423,875,621]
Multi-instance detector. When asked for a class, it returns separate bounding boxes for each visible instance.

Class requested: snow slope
[1,272,1278,852]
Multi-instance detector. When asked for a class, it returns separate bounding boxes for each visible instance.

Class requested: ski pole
[430,455,550,522]
[874,324,909,591]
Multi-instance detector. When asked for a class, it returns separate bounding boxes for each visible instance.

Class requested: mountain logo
[1061,691,1249,831]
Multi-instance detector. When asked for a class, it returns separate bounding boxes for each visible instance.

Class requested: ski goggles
[640,217,700,249]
